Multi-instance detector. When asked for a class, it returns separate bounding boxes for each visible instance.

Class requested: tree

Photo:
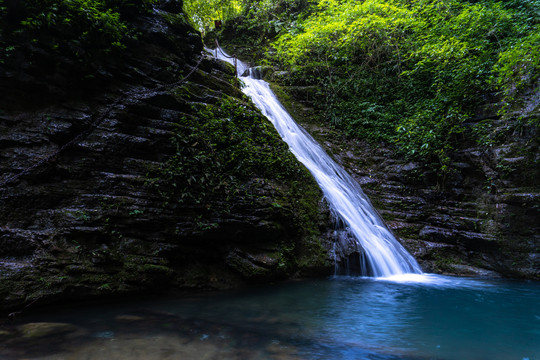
[183,0,242,33]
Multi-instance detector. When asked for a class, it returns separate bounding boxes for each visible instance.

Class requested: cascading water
[212,47,422,277]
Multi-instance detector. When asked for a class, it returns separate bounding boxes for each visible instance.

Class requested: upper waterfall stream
[212,48,422,277]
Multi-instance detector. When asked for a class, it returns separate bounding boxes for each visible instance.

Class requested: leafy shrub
[493,30,540,111]
[157,96,308,204]
[183,0,243,34]
[0,0,156,65]
[203,0,313,61]
[268,0,539,176]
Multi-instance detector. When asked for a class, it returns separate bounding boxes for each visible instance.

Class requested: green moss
[160,11,191,29]
[296,234,332,270]
[150,95,319,210]
[140,264,174,275]
[268,83,311,125]
[395,226,421,240]
[431,250,463,272]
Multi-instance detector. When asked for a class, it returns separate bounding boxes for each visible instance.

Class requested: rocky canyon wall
[0,3,334,312]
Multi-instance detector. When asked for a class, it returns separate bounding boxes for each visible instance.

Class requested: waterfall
[212,48,422,277]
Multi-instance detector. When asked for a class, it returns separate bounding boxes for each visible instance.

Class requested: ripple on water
[1,277,539,360]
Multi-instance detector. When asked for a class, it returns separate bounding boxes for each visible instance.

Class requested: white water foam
[211,48,422,277]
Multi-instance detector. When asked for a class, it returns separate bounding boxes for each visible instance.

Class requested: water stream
[213,48,421,277]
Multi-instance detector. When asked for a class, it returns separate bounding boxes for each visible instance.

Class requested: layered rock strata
[0,4,334,311]
[269,79,539,279]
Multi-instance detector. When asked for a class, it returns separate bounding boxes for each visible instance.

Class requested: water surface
[2,275,539,359]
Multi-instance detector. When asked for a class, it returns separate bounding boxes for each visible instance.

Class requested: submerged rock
[18,322,78,338]
[115,315,145,322]
[445,264,501,277]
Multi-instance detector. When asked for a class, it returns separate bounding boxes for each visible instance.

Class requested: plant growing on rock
[0,0,156,66]
[156,95,309,206]
[265,0,539,178]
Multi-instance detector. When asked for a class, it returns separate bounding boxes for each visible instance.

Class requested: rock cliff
[268,78,539,279]
[0,2,334,312]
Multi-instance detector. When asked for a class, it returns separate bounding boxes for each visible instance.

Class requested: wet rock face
[0,5,335,311]
[374,123,539,279]
[279,88,539,279]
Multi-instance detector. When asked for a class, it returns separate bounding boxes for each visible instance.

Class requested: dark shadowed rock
[0,4,336,312]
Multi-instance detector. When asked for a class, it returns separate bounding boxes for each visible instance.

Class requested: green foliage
[183,0,243,33]
[201,0,312,60]
[275,0,418,65]
[0,0,156,65]
[493,30,540,112]
[104,0,156,19]
[155,95,308,205]
[236,0,311,38]
[266,0,539,177]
